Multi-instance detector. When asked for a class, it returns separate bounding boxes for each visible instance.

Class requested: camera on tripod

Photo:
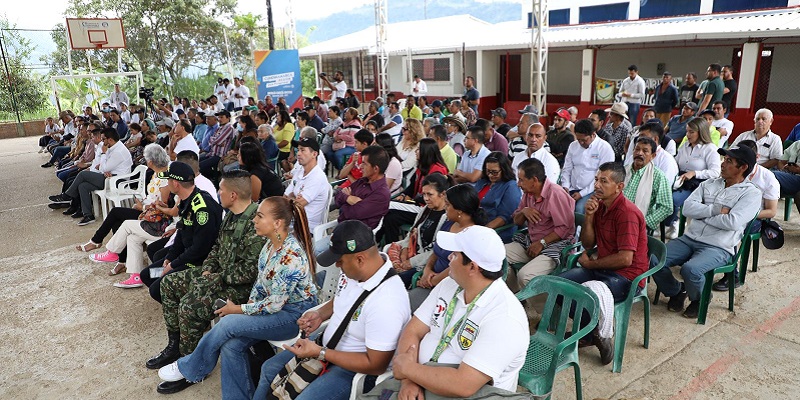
[138,87,155,103]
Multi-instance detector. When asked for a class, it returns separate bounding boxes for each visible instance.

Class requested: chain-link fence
[0,28,59,123]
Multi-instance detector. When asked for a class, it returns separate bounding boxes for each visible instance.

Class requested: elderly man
[546,108,574,166]
[391,226,529,398]
[511,122,560,183]
[599,103,632,162]
[285,137,330,231]
[505,158,575,291]
[562,119,615,213]
[475,118,508,155]
[730,108,783,169]
[619,65,646,123]
[447,99,466,124]
[653,146,762,319]
[199,110,235,177]
[334,145,391,229]
[454,126,491,184]
[623,137,673,232]
[634,122,679,184]
[508,112,537,158]
[559,161,649,364]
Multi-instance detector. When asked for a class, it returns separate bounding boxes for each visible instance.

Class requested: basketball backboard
[66,18,126,50]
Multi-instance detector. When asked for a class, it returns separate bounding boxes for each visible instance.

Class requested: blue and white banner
[255,49,302,108]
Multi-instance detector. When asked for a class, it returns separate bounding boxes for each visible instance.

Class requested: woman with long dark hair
[408,183,487,310]
[376,132,404,195]
[473,152,522,243]
[238,142,283,201]
[156,197,318,398]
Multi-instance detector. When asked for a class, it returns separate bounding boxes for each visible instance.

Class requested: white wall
[766,43,800,103]
[594,45,734,80]
[517,50,582,96]
[481,51,500,96]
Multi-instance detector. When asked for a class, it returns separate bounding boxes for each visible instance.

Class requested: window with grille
[412,58,451,82]
[320,58,353,87]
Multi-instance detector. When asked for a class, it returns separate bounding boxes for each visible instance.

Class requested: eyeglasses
[486,169,502,176]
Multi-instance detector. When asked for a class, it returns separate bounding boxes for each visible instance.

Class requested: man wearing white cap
[390,226,529,397]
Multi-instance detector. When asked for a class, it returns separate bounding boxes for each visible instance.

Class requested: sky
[2,0,520,30]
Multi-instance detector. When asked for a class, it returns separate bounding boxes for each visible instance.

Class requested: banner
[595,76,684,106]
[255,49,302,109]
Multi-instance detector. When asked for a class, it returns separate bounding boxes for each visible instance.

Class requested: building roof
[299,8,800,58]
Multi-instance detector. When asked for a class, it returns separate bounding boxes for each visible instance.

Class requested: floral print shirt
[241,235,318,315]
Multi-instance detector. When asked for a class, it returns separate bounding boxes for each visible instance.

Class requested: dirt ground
[2,135,800,399]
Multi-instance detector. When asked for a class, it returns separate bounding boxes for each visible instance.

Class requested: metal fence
[0,28,59,123]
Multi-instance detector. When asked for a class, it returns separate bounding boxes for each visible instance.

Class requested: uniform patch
[351,303,363,321]
[458,320,479,350]
[347,239,356,252]
[430,297,447,328]
[197,211,209,225]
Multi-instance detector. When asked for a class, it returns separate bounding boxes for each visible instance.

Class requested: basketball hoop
[88,30,108,50]
[66,18,126,50]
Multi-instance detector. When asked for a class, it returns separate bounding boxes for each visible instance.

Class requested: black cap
[303,105,314,111]
[158,162,195,182]
[317,220,377,267]
[292,137,320,152]
[197,112,206,119]
[717,145,757,172]
[645,118,663,126]
[761,220,784,250]
[215,110,231,118]
[491,108,507,119]
[699,109,715,117]
[312,96,323,103]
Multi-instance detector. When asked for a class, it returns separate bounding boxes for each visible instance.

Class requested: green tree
[0,19,50,121]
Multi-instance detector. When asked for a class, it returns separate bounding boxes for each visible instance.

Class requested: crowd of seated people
[35,73,796,399]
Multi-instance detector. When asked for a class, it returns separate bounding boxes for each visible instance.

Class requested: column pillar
[580,48,595,105]
[735,42,760,112]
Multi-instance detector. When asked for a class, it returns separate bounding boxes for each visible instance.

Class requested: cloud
[237,0,375,27]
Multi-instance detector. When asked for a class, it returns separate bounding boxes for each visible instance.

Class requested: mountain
[296,0,522,43]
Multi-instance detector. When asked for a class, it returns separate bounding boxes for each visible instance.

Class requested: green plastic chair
[515,275,599,400]
[561,236,667,372]
[783,195,792,221]
[411,259,509,288]
[739,219,763,284]
[695,217,758,324]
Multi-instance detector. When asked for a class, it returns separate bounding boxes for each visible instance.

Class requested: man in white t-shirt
[284,137,331,231]
[379,102,404,143]
[392,226,529,397]
[454,126,491,184]
[231,77,250,111]
[169,119,200,161]
[254,220,410,399]
[320,70,347,102]
[411,75,427,97]
[711,100,734,147]
[512,122,560,183]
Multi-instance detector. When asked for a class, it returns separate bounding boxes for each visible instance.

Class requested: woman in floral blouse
[155,196,318,398]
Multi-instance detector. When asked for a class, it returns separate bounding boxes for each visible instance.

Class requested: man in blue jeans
[653,146,762,318]
[254,221,411,400]
[559,162,649,365]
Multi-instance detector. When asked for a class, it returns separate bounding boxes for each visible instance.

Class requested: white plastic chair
[92,165,148,219]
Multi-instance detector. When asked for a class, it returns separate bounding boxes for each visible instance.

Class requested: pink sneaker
[89,250,119,263]
[113,273,144,288]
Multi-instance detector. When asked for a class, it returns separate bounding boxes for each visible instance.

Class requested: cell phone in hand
[789,162,797,167]
[214,298,227,310]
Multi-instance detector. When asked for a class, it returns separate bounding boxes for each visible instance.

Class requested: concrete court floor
[1,135,799,399]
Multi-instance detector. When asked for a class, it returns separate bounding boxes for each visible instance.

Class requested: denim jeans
[176,298,316,400]
[254,346,357,400]
[625,102,640,125]
[652,236,731,302]
[49,146,71,164]
[559,268,632,303]
[663,188,693,225]
[774,171,800,197]
[573,191,594,214]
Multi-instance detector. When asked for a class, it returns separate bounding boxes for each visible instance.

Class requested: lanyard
[430,285,489,362]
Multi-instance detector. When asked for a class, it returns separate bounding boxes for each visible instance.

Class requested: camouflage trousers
[160,268,250,355]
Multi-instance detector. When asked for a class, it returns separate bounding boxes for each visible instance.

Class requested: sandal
[108,263,127,276]
[76,241,101,252]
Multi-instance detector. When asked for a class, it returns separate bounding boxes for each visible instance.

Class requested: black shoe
[667,284,688,312]
[683,301,700,319]
[49,194,70,202]
[48,202,72,210]
[77,215,95,226]
[712,274,742,291]
[146,332,181,370]
[156,379,194,394]
[593,331,614,365]
[41,162,54,168]
[71,211,84,219]
[62,207,78,215]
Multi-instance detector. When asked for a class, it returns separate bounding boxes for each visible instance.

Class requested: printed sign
[255,49,302,109]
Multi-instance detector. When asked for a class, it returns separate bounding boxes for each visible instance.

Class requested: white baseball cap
[436,226,505,272]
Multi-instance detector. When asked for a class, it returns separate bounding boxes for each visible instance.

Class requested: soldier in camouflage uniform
[164,172,265,355]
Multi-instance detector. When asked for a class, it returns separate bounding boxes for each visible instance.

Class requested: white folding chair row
[92,165,148,219]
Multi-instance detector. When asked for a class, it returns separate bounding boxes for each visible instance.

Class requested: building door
[500,54,522,103]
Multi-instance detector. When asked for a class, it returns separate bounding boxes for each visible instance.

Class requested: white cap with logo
[436,226,505,272]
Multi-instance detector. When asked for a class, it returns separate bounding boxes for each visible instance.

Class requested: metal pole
[266,0,275,50]
[222,28,235,80]
[0,30,22,123]
[65,27,73,77]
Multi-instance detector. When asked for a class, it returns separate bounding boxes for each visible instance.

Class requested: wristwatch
[317,346,327,361]
[539,238,547,247]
